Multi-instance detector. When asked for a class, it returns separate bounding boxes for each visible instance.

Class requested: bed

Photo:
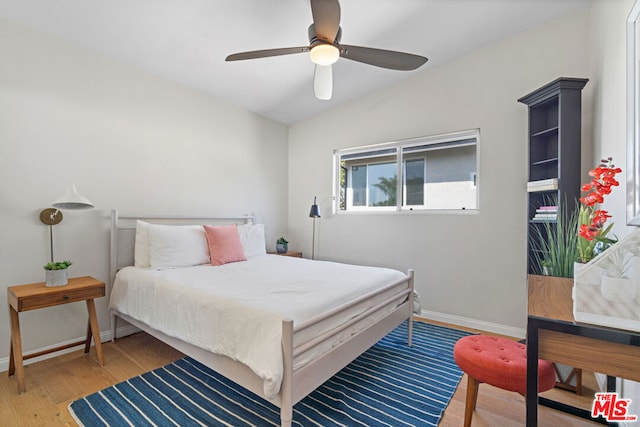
[108,210,414,427]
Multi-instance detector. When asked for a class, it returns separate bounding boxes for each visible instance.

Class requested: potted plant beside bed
[43,260,72,287]
[276,237,288,254]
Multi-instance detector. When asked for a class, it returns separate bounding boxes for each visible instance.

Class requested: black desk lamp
[309,196,321,260]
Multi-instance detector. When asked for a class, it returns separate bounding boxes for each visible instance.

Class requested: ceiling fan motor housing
[308,24,341,48]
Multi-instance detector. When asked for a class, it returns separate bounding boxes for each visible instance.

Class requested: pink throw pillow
[203,224,247,266]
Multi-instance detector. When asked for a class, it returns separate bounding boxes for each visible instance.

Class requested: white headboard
[109,209,254,288]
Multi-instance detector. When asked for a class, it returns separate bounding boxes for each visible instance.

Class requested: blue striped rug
[69,321,471,426]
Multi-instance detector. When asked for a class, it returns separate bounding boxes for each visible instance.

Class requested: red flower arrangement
[577,157,622,263]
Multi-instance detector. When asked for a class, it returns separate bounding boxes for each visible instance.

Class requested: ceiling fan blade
[311,0,341,43]
[314,64,332,100]
[340,44,428,71]
[226,47,309,61]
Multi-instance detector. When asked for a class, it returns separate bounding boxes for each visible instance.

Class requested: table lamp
[40,185,94,262]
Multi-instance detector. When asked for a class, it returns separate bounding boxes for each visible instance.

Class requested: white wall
[591,0,635,239]
[288,9,593,335]
[589,0,639,417]
[0,18,288,365]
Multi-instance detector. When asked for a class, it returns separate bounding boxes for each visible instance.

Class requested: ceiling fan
[225,0,428,100]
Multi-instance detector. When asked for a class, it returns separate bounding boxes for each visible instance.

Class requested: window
[335,129,479,212]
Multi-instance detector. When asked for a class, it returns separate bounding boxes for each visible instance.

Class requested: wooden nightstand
[268,251,303,258]
[7,276,105,393]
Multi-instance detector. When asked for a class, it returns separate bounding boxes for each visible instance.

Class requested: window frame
[346,155,399,211]
[403,156,427,207]
[333,129,480,214]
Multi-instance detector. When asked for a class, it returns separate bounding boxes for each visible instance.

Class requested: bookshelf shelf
[532,126,559,138]
[531,157,559,167]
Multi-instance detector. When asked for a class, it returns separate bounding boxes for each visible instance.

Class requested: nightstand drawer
[17,286,104,311]
[8,276,106,312]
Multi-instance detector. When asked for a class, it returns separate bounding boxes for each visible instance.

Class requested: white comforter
[109,255,407,398]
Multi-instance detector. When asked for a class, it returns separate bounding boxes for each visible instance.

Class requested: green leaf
[43,260,73,270]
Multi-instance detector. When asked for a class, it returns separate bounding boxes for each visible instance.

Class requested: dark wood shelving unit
[518,77,588,274]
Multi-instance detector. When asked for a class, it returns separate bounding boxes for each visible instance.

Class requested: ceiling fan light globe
[310,44,339,66]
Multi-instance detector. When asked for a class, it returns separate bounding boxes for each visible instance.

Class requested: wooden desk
[7,276,105,393]
[526,275,640,426]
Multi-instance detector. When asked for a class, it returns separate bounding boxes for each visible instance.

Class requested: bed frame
[108,210,414,427]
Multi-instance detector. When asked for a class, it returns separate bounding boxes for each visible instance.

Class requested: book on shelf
[535,208,558,214]
[531,209,557,220]
[528,178,558,186]
[531,216,557,222]
[531,205,558,221]
[527,178,558,192]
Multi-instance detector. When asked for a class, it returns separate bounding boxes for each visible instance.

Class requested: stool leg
[464,375,480,427]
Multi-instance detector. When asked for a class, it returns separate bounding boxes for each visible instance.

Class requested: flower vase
[573,261,604,285]
[276,243,288,253]
[45,269,68,287]
[631,256,640,298]
[600,275,635,301]
[573,262,584,278]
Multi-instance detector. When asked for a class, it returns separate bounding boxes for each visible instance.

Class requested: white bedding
[109,254,408,398]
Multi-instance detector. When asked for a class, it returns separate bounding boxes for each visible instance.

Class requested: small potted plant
[276,237,289,254]
[43,260,72,287]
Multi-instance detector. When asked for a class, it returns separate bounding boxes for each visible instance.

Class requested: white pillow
[134,220,152,268]
[147,223,211,269]
[237,223,267,257]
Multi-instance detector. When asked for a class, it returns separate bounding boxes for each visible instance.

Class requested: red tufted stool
[453,335,555,427]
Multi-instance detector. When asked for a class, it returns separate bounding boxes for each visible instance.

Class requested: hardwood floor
[1,332,183,426]
[1,324,603,426]
[428,319,603,427]
[439,373,602,426]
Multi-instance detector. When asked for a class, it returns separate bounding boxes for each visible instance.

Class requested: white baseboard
[0,324,140,374]
[418,309,526,339]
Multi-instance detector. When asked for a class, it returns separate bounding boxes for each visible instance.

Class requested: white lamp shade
[52,184,94,210]
[309,43,339,66]
[314,64,333,101]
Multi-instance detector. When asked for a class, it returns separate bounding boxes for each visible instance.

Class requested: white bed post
[280,319,294,427]
[408,269,414,347]
[110,209,118,342]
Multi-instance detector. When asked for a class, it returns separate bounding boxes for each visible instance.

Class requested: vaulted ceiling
[0,0,590,124]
